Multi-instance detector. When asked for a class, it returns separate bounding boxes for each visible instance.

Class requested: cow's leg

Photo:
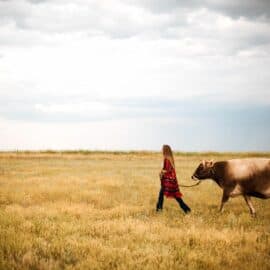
[243,195,256,217]
[219,192,229,212]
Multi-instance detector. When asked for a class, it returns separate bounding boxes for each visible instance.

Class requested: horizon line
[1,149,270,155]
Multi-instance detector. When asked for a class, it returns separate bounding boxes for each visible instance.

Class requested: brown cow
[192,158,270,216]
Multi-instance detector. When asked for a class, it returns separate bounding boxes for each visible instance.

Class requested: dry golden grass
[0,152,269,270]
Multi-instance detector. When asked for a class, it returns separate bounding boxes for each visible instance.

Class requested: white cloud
[34,101,109,114]
[0,0,269,150]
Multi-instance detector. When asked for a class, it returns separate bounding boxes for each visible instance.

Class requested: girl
[156,145,191,213]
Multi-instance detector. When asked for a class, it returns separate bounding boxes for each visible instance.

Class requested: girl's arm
[160,159,173,176]
[160,159,167,177]
[164,158,173,172]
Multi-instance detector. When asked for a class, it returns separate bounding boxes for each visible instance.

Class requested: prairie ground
[0,151,269,270]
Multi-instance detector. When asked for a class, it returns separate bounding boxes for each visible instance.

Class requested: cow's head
[192,160,214,180]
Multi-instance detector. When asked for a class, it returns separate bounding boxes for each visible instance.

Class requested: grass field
[0,151,269,270]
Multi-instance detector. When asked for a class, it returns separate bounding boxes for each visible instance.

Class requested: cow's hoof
[251,212,257,218]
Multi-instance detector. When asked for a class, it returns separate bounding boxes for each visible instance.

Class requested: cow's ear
[206,160,214,167]
[202,160,206,167]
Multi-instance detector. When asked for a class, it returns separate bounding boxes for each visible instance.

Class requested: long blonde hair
[162,145,175,168]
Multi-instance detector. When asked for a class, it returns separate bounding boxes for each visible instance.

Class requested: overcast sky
[0,0,270,151]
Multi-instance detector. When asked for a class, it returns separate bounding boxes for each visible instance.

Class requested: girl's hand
[159,170,167,178]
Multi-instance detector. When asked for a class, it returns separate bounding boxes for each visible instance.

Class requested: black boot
[176,197,191,214]
[156,188,164,211]
[156,204,162,212]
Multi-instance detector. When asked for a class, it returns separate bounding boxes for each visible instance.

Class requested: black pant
[156,188,191,213]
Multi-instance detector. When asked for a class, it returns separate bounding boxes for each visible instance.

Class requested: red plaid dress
[161,158,182,198]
